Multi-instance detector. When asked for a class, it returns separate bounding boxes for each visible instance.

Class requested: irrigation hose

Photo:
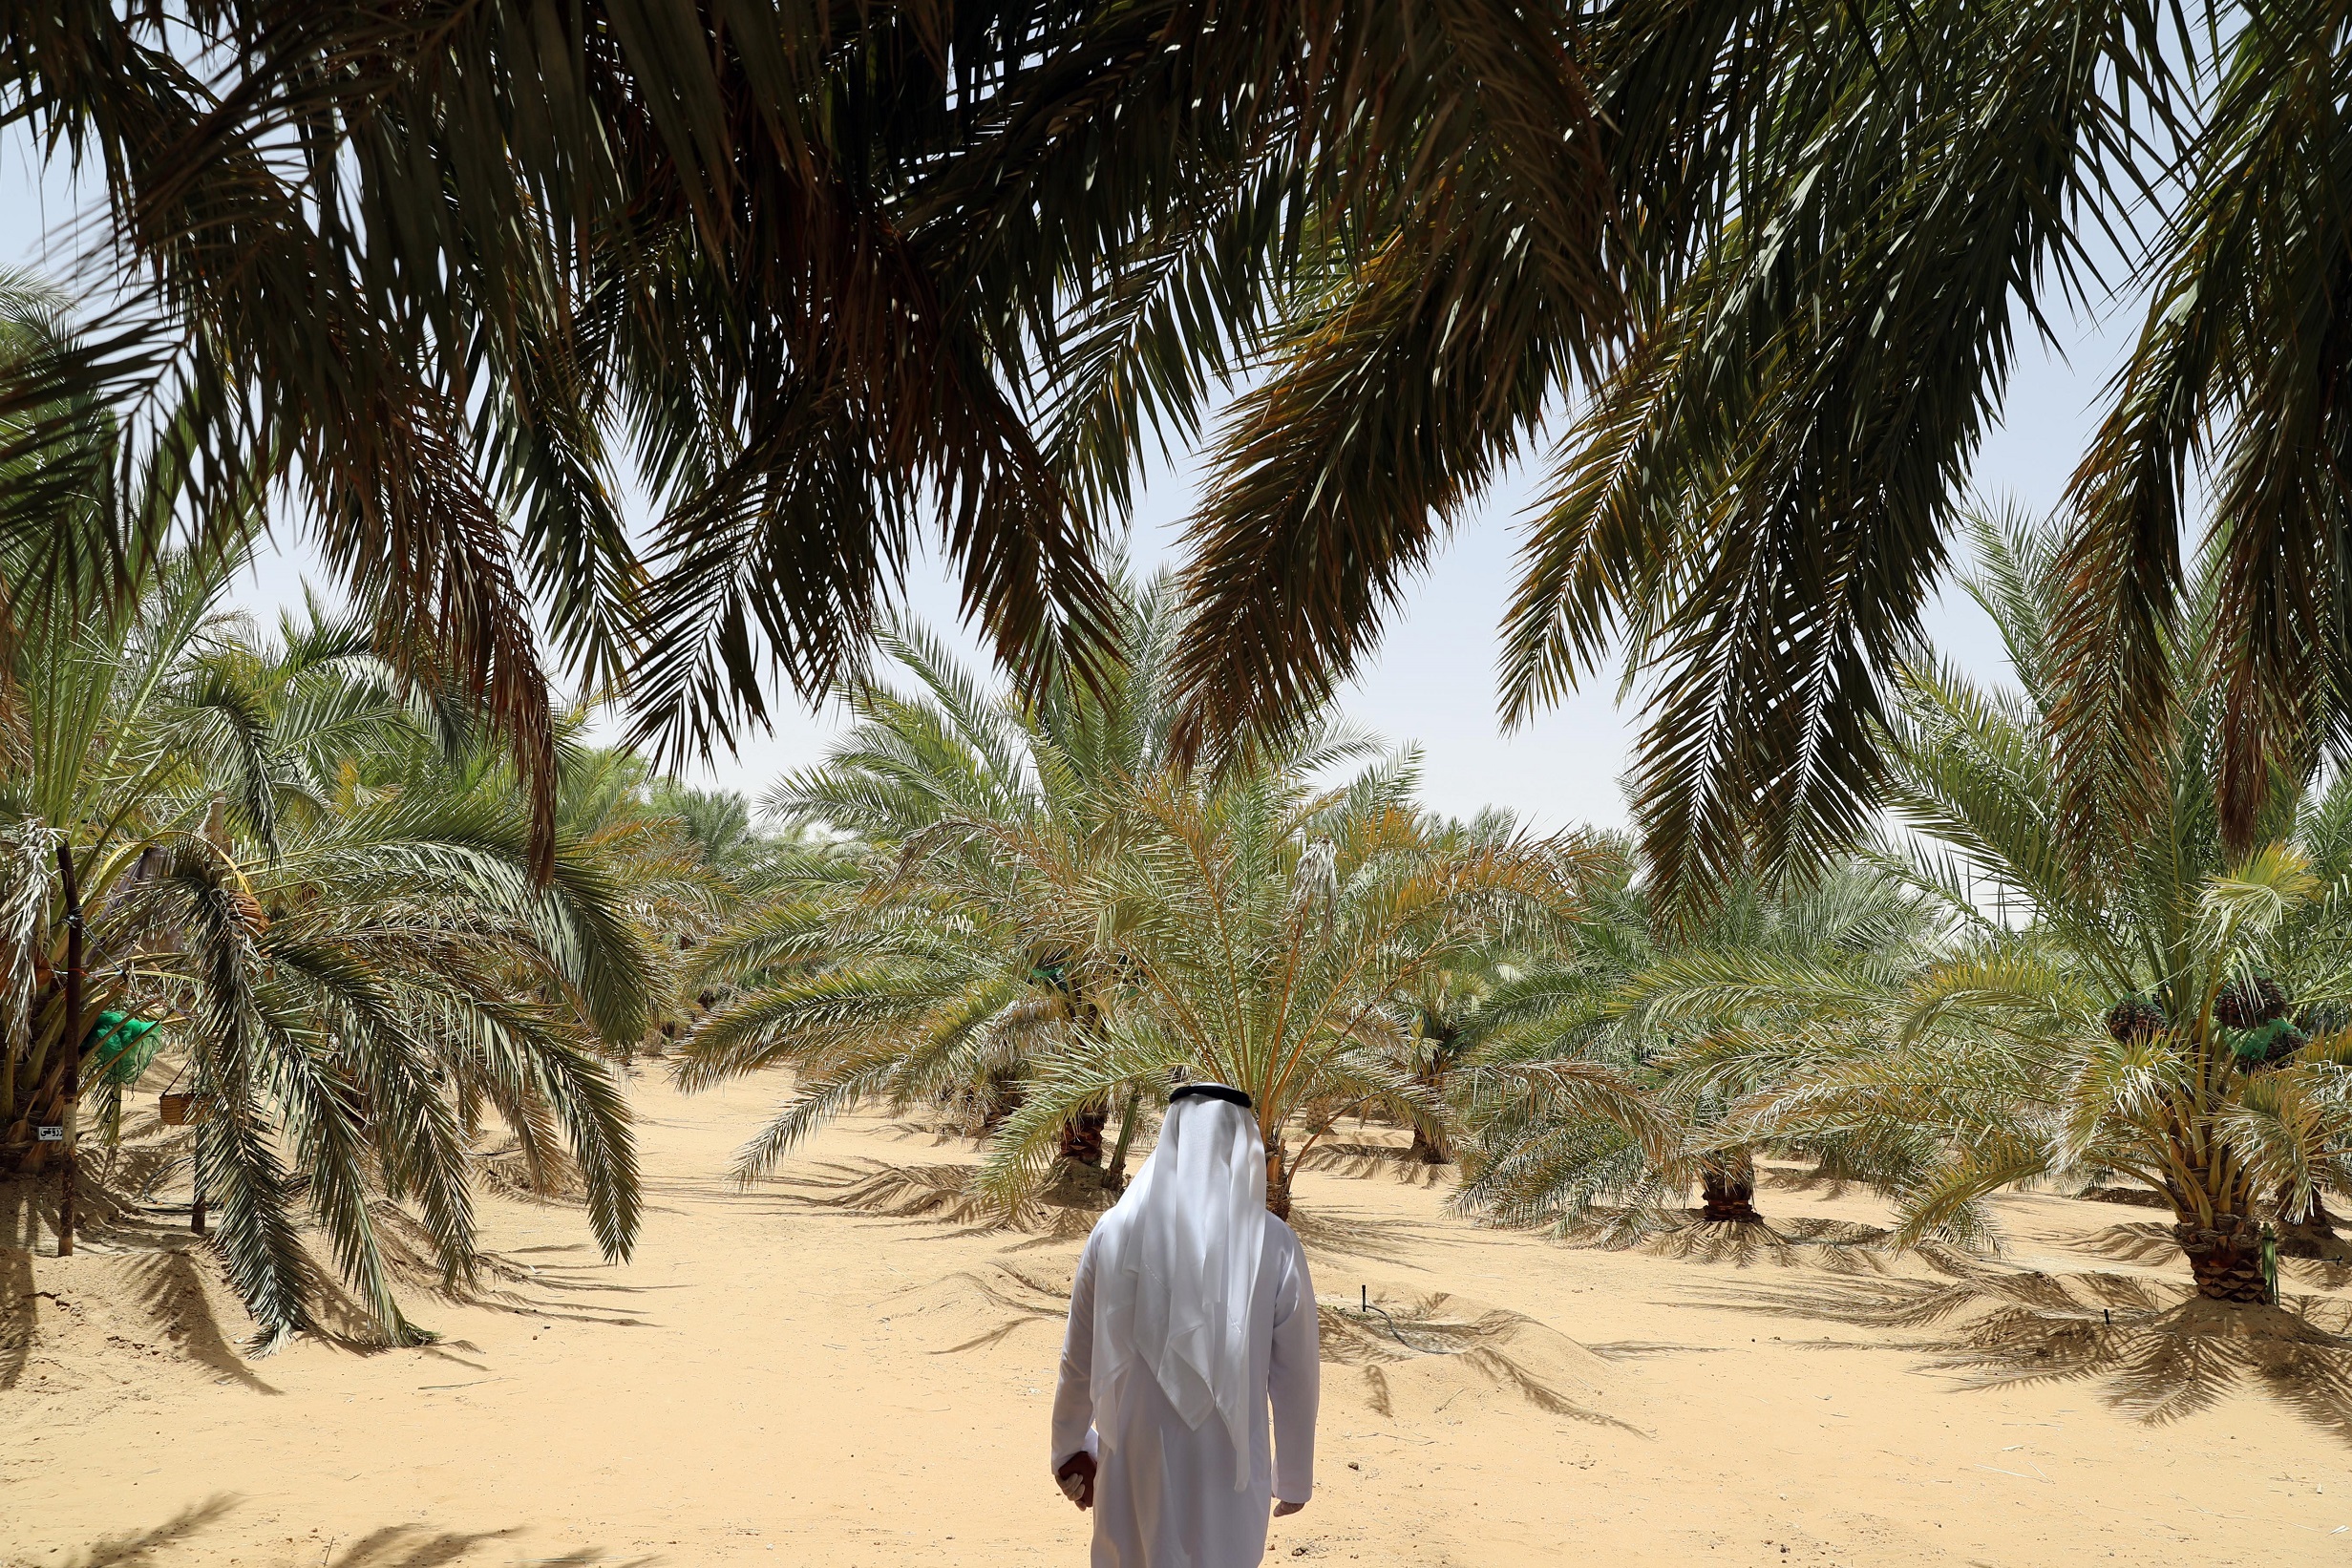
[1352,1286,1447,1354]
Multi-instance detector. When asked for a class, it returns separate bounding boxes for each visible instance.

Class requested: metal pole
[55,843,82,1259]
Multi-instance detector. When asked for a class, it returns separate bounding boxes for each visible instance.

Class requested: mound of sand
[1317,1286,1638,1430]
[0,1239,265,1402]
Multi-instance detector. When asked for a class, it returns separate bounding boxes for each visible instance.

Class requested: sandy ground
[6,1074,2352,1568]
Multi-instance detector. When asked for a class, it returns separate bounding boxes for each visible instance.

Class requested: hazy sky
[0,136,2143,831]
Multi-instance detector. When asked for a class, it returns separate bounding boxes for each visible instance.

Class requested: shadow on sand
[1316,1291,1645,1432]
[2049,1218,2352,1294]
[1,1233,31,1390]
[1686,1265,2352,1446]
[59,1496,244,1567]
[0,1169,284,1394]
[768,1157,1112,1243]
[896,1261,1076,1354]
[56,1497,663,1568]
[899,1252,1647,1434]
[1287,1206,1467,1270]
[1532,1205,1960,1280]
[124,1248,280,1393]
[0,1166,650,1397]
[1295,1141,1452,1187]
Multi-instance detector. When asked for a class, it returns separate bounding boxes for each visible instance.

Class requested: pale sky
[0,137,2141,834]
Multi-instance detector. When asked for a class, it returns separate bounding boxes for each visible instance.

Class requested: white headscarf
[1090,1086,1268,1488]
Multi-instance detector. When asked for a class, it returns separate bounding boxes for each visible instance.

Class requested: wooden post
[55,843,81,1258]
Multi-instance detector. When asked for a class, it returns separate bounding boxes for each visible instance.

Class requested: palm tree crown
[1734,516,2352,1302]
[2,306,659,1345]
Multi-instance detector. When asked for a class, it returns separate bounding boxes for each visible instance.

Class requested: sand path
[4,1074,2350,1566]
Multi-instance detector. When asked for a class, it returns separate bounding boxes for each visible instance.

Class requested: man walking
[1049,1083,1321,1565]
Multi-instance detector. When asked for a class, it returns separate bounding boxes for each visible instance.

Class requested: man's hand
[1054,1451,1097,1512]
[1273,1499,1306,1517]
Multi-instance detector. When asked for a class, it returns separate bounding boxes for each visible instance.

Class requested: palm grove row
[5,3,2352,1337]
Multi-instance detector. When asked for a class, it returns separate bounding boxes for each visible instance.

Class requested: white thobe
[1051,1215,1321,1568]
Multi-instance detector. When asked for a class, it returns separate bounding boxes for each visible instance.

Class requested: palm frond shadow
[1,1156,641,1360]
[1767,1166,1876,1201]
[1315,1296,1645,1434]
[1646,1218,1904,1276]
[893,1262,1075,1356]
[91,1141,188,1204]
[333,1529,659,1568]
[1582,1340,1730,1361]
[326,1530,528,1568]
[362,1206,652,1330]
[65,1496,243,1568]
[63,1504,661,1568]
[1691,1269,2352,1447]
[2057,1221,2202,1267]
[1297,1142,1452,1187]
[2033,1226,2352,1293]
[127,1250,278,1393]
[1539,1206,1915,1277]
[1288,1207,1462,1269]
[876,1120,983,1147]
[1454,1345,1643,1431]
[0,1172,137,1250]
[476,1144,586,1205]
[0,1178,283,1391]
[2289,1259,2352,1293]
[771,1158,1111,1241]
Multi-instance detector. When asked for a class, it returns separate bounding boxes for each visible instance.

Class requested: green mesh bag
[86,1010,162,1085]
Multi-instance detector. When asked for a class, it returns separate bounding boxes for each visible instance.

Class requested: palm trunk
[1,1028,64,1176]
[1699,1154,1760,1223]
[2174,1214,2277,1304]
[973,1072,1024,1137]
[1408,1121,1450,1165]
[1265,1131,1294,1220]
[1057,1101,1108,1167]
[1103,1091,1142,1192]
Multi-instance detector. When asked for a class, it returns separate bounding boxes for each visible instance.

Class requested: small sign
[35,1125,63,1142]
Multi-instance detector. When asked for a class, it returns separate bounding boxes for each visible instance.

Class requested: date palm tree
[1743,515,2352,1303]
[1375,818,1624,1168]
[679,571,1619,1215]
[675,573,1194,1181]
[1451,851,1941,1233]
[5,440,654,1348]
[973,757,1615,1217]
[1387,962,1508,1166]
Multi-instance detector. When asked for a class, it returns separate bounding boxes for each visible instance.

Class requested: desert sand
[5,1074,2350,1568]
